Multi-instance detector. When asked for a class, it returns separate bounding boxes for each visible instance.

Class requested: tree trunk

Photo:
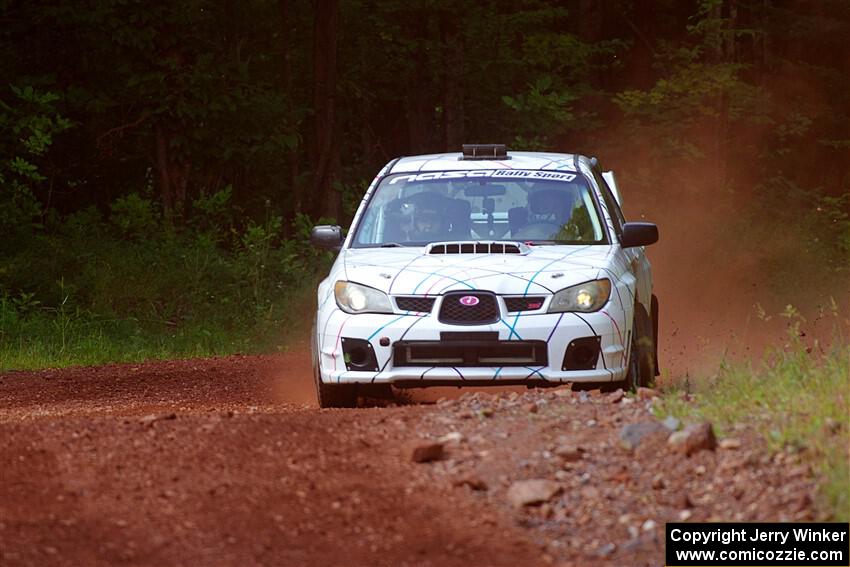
[578,0,604,43]
[155,125,191,217]
[156,126,174,215]
[311,0,340,220]
[623,0,656,90]
[279,0,302,215]
[441,13,464,150]
[403,9,432,153]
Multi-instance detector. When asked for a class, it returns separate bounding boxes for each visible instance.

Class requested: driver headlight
[334,281,393,314]
[548,279,611,313]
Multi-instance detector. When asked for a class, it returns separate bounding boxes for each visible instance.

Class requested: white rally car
[310,145,659,407]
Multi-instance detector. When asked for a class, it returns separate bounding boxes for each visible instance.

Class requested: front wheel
[624,304,655,391]
[313,356,358,408]
[312,323,358,408]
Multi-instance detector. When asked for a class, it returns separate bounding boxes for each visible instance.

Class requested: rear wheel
[624,304,655,391]
[312,323,358,408]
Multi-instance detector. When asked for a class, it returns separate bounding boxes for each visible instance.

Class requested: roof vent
[460,144,509,160]
[427,241,529,255]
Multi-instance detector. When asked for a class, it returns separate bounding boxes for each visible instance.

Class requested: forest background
[1,0,847,369]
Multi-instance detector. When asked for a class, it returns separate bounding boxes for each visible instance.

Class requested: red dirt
[0,352,820,566]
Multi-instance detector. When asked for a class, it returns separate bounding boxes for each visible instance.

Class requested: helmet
[528,188,570,223]
[409,193,446,238]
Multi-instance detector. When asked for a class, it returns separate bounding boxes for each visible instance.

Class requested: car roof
[388,151,591,174]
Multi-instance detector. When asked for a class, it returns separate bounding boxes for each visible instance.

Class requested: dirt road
[0,352,818,566]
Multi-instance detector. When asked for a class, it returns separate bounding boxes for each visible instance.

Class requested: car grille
[504,296,546,312]
[438,292,499,325]
[395,296,436,313]
[393,340,548,367]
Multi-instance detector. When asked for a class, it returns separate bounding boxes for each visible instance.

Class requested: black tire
[624,304,655,391]
[651,294,660,376]
[311,322,358,409]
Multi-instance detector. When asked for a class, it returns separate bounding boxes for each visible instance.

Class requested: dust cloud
[622,158,848,380]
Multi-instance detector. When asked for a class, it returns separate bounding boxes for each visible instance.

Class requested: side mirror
[310,225,343,250]
[621,222,658,248]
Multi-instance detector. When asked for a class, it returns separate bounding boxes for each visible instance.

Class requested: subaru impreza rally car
[310,144,659,408]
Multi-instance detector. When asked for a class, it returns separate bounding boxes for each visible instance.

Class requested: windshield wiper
[379,242,405,248]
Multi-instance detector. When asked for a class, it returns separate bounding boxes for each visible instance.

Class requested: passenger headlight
[334,281,393,314]
[548,279,611,313]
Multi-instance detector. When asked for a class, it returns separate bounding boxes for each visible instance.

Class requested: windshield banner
[388,170,577,184]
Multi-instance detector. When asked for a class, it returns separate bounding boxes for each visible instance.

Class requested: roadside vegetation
[656,307,850,521]
[0,197,328,370]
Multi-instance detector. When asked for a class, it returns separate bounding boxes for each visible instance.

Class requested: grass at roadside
[0,279,318,371]
[655,316,850,521]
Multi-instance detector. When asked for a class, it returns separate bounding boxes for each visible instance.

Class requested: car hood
[341,245,615,296]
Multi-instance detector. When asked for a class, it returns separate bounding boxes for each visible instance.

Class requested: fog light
[562,336,601,371]
[340,338,379,371]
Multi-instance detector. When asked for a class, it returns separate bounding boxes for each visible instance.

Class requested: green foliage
[614,55,764,160]
[611,0,778,161]
[498,21,625,145]
[61,206,104,238]
[109,193,160,238]
[192,185,234,234]
[238,210,286,309]
[5,86,72,157]
[502,76,578,147]
[0,85,72,243]
[4,0,304,217]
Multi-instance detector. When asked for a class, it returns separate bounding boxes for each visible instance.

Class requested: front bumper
[317,308,630,385]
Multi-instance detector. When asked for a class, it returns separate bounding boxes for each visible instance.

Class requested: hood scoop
[426,241,530,255]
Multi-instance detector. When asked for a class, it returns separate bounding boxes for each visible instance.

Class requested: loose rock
[407,440,444,463]
[662,416,681,431]
[506,479,561,508]
[139,413,176,427]
[668,422,717,456]
[677,493,695,509]
[453,476,488,491]
[554,445,583,462]
[651,474,665,490]
[438,432,464,445]
[618,421,667,451]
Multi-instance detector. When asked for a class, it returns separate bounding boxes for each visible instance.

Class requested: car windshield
[351,170,607,247]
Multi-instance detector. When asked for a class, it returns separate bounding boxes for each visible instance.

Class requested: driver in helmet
[528,188,567,224]
[408,200,447,241]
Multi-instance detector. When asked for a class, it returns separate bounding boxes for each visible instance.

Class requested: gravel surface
[0,352,819,566]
